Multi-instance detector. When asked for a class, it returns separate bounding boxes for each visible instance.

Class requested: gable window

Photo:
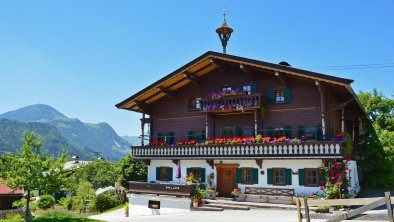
[242,85,251,95]
[275,88,285,103]
[221,86,232,93]
[305,127,317,140]
[305,168,318,186]
[241,168,253,184]
[273,168,286,186]
[188,98,201,111]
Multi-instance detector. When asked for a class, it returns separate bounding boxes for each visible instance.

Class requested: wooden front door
[217,165,238,197]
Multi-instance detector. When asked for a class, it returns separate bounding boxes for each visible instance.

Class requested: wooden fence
[296,191,394,222]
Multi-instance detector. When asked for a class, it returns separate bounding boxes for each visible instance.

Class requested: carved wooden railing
[200,93,263,112]
[130,142,343,159]
[128,181,197,197]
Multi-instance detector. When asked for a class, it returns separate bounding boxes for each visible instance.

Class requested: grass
[0,208,102,222]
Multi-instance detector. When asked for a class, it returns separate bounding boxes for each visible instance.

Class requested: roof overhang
[116,51,354,113]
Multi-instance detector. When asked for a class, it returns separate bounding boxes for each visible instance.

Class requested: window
[243,128,254,137]
[221,86,232,93]
[242,85,251,95]
[241,168,253,184]
[221,127,235,137]
[273,168,286,185]
[305,127,317,140]
[159,167,170,181]
[274,128,285,138]
[305,168,318,186]
[191,168,202,181]
[188,98,201,111]
[275,88,285,104]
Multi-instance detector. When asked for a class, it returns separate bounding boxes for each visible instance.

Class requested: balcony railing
[131,142,343,159]
[201,93,263,113]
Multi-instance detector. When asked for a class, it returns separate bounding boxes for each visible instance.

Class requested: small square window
[273,168,286,186]
[305,127,317,140]
[188,98,201,111]
[241,168,253,184]
[221,86,232,93]
[191,168,202,181]
[242,85,251,95]
[275,88,285,104]
[305,168,318,186]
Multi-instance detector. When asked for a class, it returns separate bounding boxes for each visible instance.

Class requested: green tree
[116,155,147,188]
[72,180,95,213]
[0,132,67,222]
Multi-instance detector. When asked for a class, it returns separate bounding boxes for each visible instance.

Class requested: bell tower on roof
[216,12,233,54]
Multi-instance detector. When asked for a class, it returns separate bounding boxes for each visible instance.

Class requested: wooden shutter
[267,168,273,185]
[235,127,243,137]
[318,168,325,186]
[297,125,305,139]
[298,169,305,186]
[186,168,192,176]
[201,130,206,141]
[267,127,274,138]
[252,168,259,184]
[285,87,292,103]
[267,88,275,104]
[169,132,175,144]
[188,131,194,140]
[251,83,257,94]
[284,125,292,138]
[156,167,160,180]
[285,169,292,185]
[167,167,173,181]
[316,124,323,141]
[200,168,206,183]
[235,168,241,183]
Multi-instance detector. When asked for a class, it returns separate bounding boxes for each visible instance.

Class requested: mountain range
[0,104,134,161]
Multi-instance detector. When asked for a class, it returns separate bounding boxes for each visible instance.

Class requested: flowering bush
[177,139,196,145]
[231,188,241,196]
[320,159,350,199]
[206,89,245,100]
[184,172,199,183]
[149,141,166,146]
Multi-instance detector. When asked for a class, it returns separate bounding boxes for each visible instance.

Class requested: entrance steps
[203,203,250,211]
[191,206,224,211]
[206,199,298,210]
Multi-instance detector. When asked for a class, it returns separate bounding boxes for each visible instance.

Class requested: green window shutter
[252,168,259,184]
[186,168,192,176]
[297,126,305,139]
[200,168,206,183]
[201,130,206,141]
[267,168,273,185]
[284,125,292,138]
[318,169,325,186]
[188,131,194,140]
[251,83,257,94]
[316,124,323,141]
[235,168,242,183]
[156,167,161,180]
[267,127,274,138]
[169,132,175,144]
[285,169,292,185]
[285,87,292,103]
[235,127,243,137]
[298,169,305,186]
[167,167,173,181]
[158,132,164,142]
[267,88,275,104]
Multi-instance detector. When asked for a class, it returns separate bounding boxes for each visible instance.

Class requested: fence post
[385,191,393,222]
[304,197,310,222]
[296,198,302,222]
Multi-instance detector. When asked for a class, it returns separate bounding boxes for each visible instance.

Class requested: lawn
[0,209,102,222]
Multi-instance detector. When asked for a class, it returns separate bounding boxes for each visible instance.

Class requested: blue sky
[0,1,393,136]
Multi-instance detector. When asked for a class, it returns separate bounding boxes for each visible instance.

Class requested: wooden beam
[316,81,326,140]
[134,101,151,113]
[304,197,310,222]
[172,159,180,165]
[327,98,355,111]
[240,64,255,79]
[275,71,287,86]
[183,72,201,87]
[157,87,175,99]
[210,58,224,74]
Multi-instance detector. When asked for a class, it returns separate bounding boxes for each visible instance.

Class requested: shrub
[12,199,25,209]
[59,197,73,210]
[92,193,122,212]
[37,195,56,209]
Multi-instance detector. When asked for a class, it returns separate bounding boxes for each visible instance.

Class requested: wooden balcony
[200,93,263,113]
[128,181,197,197]
[131,142,343,160]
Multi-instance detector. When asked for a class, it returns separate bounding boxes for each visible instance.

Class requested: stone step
[191,206,224,211]
[206,199,298,210]
[204,203,250,211]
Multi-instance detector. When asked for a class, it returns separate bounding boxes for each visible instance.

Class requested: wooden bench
[241,187,295,204]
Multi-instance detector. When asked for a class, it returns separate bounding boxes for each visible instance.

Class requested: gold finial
[216,11,233,54]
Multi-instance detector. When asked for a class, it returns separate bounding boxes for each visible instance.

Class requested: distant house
[0,183,23,210]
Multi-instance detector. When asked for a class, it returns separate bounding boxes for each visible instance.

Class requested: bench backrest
[244,187,294,196]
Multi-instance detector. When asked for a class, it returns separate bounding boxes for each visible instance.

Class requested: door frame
[215,164,239,197]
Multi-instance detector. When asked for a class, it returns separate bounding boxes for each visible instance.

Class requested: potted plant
[231,188,241,201]
[184,172,199,185]
[192,197,199,207]
[124,202,129,217]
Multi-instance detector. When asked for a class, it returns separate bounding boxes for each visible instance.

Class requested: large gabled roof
[116,51,354,112]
